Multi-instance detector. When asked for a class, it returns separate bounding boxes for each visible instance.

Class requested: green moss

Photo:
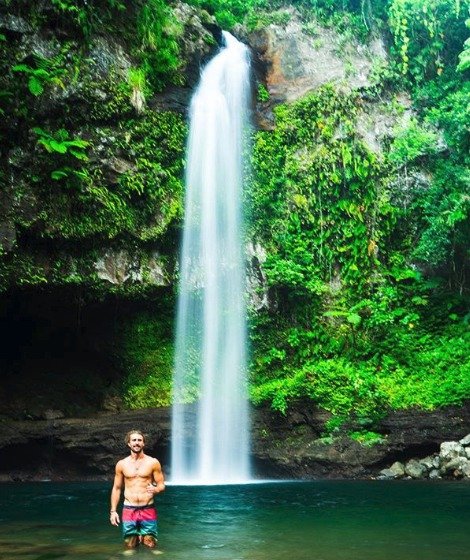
[113,308,174,408]
[257,83,270,103]
[0,248,98,292]
[349,431,385,446]
[85,76,135,123]
[0,253,48,291]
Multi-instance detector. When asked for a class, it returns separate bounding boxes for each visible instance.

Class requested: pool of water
[0,480,469,560]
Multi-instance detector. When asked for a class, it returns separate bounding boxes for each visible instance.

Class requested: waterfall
[170,32,251,484]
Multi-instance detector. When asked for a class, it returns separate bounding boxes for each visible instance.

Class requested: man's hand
[110,511,120,526]
[146,483,158,495]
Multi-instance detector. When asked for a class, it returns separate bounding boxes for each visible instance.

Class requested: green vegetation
[135,0,183,92]
[0,0,187,290]
[245,0,469,429]
[249,85,389,290]
[257,83,271,103]
[115,308,175,408]
[49,0,126,35]
[389,0,466,83]
[183,0,268,30]
[34,126,89,160]
[12,58,66,97]
[0,0,468,429]
[388,119,439,165]
[348,430,385,446]
[20,111,184,243]
[184,0,384,36]
[0,109,186,292]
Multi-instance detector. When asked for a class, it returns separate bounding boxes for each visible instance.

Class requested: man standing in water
[110,430,165,551]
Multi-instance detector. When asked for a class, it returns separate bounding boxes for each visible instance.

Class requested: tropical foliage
[0,0,468,428]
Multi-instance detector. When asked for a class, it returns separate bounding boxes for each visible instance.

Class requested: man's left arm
[151,459,165,494]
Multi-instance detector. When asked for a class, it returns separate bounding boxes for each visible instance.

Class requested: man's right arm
[110,461,124,526]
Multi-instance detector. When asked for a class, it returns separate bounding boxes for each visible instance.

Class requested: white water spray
[170,32,251,484]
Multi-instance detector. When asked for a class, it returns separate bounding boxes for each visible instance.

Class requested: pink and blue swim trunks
[122,504,158,539]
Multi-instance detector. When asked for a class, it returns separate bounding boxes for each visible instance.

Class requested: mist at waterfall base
[171,32,251,485]
[2,481,470,560]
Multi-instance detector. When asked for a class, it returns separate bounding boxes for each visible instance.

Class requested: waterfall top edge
[221,30,247,51]
[221,30,235,46]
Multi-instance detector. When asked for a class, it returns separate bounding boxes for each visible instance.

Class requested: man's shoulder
[116,457,130,468]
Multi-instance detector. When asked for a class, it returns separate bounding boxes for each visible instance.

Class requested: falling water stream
[170,32,251,484]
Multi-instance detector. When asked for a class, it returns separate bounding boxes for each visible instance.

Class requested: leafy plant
[12,57,66,96]
[33,127,89,159]
[389,0,467,83]
[388,119,439,166]
[257,83,270,103]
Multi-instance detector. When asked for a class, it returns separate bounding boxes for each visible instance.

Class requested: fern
[33,127,89,159]
[12,56,65,96]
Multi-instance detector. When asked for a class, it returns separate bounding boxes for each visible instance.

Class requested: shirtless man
[110,430,165,550]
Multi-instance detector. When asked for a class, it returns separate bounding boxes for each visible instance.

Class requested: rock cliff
[0,1,468,481]
[1,401,469,481]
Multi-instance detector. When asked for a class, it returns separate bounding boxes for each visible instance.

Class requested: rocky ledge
[252,400,470,479]
[379,435,470,480]
[0,401,469,482]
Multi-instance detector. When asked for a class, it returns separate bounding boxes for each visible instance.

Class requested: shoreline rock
[379,434,470,480]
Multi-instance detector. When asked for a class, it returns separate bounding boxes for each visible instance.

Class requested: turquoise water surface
[0,480,469,560]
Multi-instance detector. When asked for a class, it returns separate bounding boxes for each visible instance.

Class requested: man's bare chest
[123,460,153,480]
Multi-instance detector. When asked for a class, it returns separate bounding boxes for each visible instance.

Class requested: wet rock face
[88,36,132,78]
[0,14,33,35]
[246,241,270,310]
[251,401,470,479]
[248,8,386,123]
[94,250,170,286]
[0,409,173,482]
[150,2,219,113]
[246,8,412,159]
[250,401,470,478]
[0,402,469,481]
[173,1,219,85]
